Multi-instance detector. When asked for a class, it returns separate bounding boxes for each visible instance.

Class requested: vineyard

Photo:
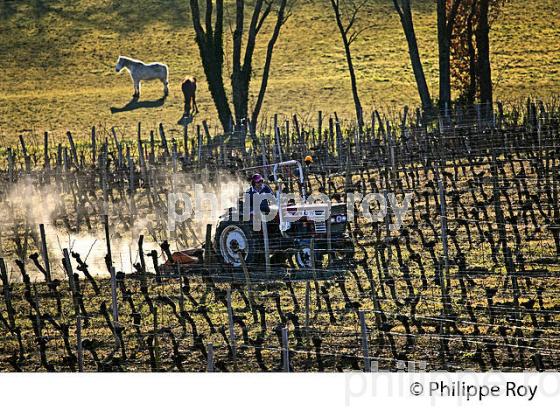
[1,101,560,372]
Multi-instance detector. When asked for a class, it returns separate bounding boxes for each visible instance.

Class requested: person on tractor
[247,173,273,213]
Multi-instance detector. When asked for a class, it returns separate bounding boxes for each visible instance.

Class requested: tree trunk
[437,0,463,111]
[476,0,492,116]
[437,0,452,111]
[204,46,234,132]
[466,0,477,105]
[330,0,364,129]
[190,0,234,133]
[394,0,432,112]
[231,0,247,127]
[343,39,364,129]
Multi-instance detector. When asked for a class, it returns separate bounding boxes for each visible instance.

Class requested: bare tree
[190,0,290,134]
[476,0,492,113]
[329,0,368,129]
[450,0,479,104]
[437,0,463,111]
[392,0,432,113]
[450,0,504,116]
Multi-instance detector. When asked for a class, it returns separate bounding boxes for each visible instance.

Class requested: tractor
[213,160,354,271]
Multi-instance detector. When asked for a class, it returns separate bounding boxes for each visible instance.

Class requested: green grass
[0,0,559,144]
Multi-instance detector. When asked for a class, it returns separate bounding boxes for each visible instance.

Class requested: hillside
[0,0,559,143]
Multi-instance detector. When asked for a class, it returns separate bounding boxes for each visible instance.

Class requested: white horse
[115,56,169,98]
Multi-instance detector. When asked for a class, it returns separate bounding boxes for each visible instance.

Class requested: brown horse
[181,77,199,116]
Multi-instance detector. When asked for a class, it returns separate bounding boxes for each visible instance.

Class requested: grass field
[0,0,559,143]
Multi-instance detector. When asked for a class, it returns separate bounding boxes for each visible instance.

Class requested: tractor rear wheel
[215,221,259,267]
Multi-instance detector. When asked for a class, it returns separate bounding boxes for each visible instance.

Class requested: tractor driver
[247,173,274,214]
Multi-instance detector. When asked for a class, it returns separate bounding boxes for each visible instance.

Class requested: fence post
[358,310,371,372]
[310,237,317,278]
[91,126,97,165]
[197,125,202,165]
[389,132,396,184]
[261,137,268,178]
[202,120,212,159]
[159,123,169,158]
[0,258,17,340]
[111,127,123,169]
[172,139,178,172]
[275,125,284,163]
[110,266,119,325]
[207,343,215,372]
[238,251,253,310]
[137,134,144,182]
[335,117,343,167]
[305,281,311,339]
[101,144,108,212]
[43,131,50,170]
[282,326,290,372]
[262,218,271,277]
[153,306,160,371]
[177,267,187,336]
[284,119,290,154]
[149,130,156,164]
[7,148,14,183]
[437,174,451,362]
[127,150,135,193]
[66,131,79,169]
[104,214,112,268]
[18,136,28,173]
[204,224,212,269]
[77,314,84,372]
[63,147,69,172]
[39,224,51,283]
[326,219,332,266]
[318,111,323,145]
[183,123,189,158]
[226,288,238,369]
[438,178,450,290]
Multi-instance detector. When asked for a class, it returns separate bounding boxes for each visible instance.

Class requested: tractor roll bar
[272,160,306,237]
[242,160,306,198]
[272,160,306,199]
[243,160,307,237]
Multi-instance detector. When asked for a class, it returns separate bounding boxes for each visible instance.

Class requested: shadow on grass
[1,0,50,21]
[110,96,167,114]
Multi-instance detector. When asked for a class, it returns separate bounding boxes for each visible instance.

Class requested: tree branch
[243,0,265,75]
[233,0,244,76]
[215,0,224,65]
[190,0,206,43]
[447,0,463,35]
[256,1,273,34]
[348,25,369,45]
[251,0,288,128]
[205,0,213,41]
[392,0,404,20]
[344,8,358,36]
